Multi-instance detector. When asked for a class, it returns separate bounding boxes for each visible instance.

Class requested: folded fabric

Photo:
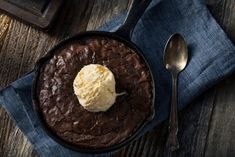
[0,0,235,156]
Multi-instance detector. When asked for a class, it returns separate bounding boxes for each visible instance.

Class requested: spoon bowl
[164,33,188,74]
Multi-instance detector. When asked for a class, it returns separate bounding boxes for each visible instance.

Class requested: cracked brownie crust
[37,36,153,148]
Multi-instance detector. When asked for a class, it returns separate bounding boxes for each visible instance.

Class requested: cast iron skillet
[32,0,155,153]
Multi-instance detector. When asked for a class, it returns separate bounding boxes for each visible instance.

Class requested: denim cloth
[1,0,235,156]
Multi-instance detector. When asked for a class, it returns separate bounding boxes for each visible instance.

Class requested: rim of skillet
[32,31,156,154]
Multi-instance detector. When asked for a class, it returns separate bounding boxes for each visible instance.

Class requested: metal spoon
[163,33,188,151]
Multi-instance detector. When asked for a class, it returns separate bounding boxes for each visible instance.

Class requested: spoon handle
[166,74,179,151]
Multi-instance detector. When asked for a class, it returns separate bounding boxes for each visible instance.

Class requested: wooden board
[0,0,63,30]
[0,0,234,156]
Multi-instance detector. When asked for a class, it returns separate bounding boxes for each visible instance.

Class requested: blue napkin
[1,0,235,156]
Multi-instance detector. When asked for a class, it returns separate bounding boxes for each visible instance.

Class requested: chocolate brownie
[37,36,153,148]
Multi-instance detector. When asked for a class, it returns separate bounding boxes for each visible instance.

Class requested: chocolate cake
[37,36,153,149]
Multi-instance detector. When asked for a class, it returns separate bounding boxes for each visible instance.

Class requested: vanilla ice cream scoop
[73,64,117,112]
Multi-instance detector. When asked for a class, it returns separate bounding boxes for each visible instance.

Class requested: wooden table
[0,0,234,156]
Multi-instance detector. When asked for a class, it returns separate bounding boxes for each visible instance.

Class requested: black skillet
[32,0,155,153]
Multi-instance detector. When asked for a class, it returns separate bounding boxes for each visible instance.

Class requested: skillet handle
[115,0,151,40]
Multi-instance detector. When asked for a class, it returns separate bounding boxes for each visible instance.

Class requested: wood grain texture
[0,0,235,157]
[0,15,11,40]
[207,0,235,43]
[204,75,235,157]
[86,0,129,31]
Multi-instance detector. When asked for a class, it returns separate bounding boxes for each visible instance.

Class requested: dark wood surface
[0,0,63,29]
[0,0,234,156]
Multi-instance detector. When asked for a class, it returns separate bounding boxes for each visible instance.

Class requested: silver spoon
[163,33,188,151]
